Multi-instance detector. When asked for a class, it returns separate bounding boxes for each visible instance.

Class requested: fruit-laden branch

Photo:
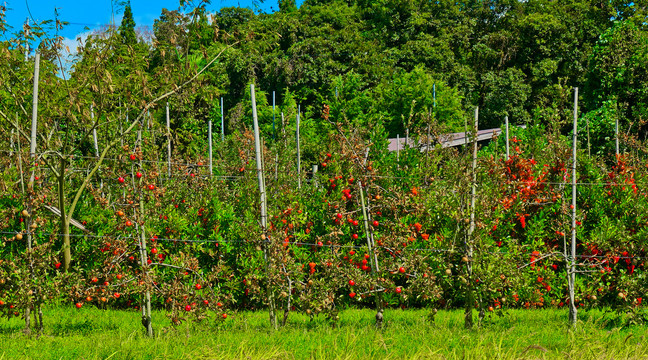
[4,42,238,272]
[66,41,238,227]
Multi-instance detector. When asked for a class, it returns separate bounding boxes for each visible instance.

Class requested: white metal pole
[221,97,224,141]
[208,119,213,175]
[296,105,301,189]
[251,84,276,329]
[615,115,619,158]
[569,87,579,327]
[91,104,99,157]
[465,106,478,329]
[505,116,510,160]
[29,52,40,175]
[166,102,171,177]
[252,84,267,230]
[396,134,400,163]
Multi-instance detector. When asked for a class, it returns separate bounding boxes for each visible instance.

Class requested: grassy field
[0,306,646,359]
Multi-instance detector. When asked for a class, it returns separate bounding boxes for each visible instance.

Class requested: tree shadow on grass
[50,318,119,336]
[0,323,23,335]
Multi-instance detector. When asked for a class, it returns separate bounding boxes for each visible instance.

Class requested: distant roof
[387,125,526,152]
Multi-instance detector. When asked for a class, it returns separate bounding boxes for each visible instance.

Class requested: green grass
[0,307,646,359]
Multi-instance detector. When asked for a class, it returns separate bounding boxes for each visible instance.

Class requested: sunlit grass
[0,307,646,359]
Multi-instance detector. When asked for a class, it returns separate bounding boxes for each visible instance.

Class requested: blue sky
[3,1,303,45]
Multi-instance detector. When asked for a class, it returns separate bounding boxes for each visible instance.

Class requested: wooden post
[251,84,276,329]
[221,97,224,141]
[272,91,276,140]
[505,116,510,160]
[296,105,301,189]
[465,106,478,329]
[166,102,171,177]
[569,87,578,327]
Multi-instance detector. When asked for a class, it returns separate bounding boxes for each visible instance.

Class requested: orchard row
[0,119,646,332]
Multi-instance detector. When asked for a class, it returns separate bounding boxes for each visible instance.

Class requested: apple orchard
[2,96,647,333]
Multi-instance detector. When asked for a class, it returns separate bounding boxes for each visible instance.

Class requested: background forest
[4,0,647,153]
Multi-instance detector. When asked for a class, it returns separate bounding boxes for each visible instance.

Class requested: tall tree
[279,0,297,12]
[118,1,137,46]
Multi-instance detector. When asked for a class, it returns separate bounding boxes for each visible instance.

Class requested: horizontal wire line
[0,231,642,259]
